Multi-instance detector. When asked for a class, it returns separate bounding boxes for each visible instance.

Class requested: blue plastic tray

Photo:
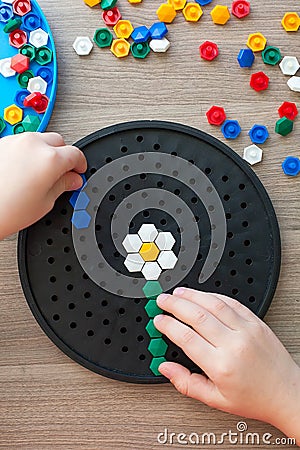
[0,0,57,136]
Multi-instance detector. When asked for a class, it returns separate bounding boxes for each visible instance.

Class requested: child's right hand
[0,132,87,239]
[155,289,300,444]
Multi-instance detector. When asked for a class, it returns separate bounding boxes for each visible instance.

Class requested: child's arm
[154,288,300,443]
[0,132,86,239]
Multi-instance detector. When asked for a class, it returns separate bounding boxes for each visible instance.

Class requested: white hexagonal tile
[73,36,93,56]
[157,251,178,270]
[279,56,300,76]
[29,28,49,48]
[243,144,263,165]
[0,58,15,77]
[138,224,158,242]
[124,253,144,273]
[122,234,142,253]
[155,232,175,251]
[287,76,300,92]
[141,261,162,280]
[27,76,47,94]
[149,37,170,53]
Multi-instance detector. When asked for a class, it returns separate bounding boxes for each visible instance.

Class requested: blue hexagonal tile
[74,191,90,211]
[71,210,91,229]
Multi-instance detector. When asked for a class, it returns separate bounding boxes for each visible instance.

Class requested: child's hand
[155,289,300,442]
[0,132,86,239]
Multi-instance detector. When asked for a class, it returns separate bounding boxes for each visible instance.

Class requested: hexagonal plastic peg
[3,17,22,33]
[94,28,113,47]
[243,144,263,165]
[168,0,186,10]
[17,70,34,88]
[73,36,93,56]
[279,56,300,76]
[278,102,298,121]
[37,67,53,84]
[156,4,176,23]
[231,0,250,18]
[13,0,31,16]
[102,7,121,26]
[148,338,168,357]
[287,76,300,93]
[142,262,162,280]
[84,0,100,6]
[131,26,150,43]
[29,28,49,48]
[127,0,142,3]
[122,234,142,253]
[139,242,160,261]
[146,319,162,338]
[221,119,241,139]
[247,32,267,52]
[9,29,27,48]
[35,46,53,65]
[101,0,118,10]
[0,57,16,77]
[157,251,178,269]
[138,224,158,242]
[13,123,26,134]
[210,5,230,25]
[19,43,36,60]
[23,13,41,31]
[237,48,255,68]
[281,12,300,32]
[248,124,269,144]
[73,191,90,210]
[110,39,130,58]
[71,210,92,230]
[144,299,163,317]
[124,253,145,272]
[0,117,6,135]
[131,42,150,59]
[275,117,294,136]
[0,4,13,22]
[149,22,168,39]
[150,356,166,376]
[27,76,47,94]
[206,105,226,126]
[195,0,212,4]
[262,46,281,66]
[155,232,175,251]
[149,37,170,53]
[114,20,133,39]
[183,3,203,22]
[250,71,269,91]
[282,156,300,176]
[4,104,23,125]
[143,281,163,299]
[22,114,41,132]
[23,92,49,114]
[199,41,218,61]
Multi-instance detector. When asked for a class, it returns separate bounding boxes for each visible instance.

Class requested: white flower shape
[122,224,178,280]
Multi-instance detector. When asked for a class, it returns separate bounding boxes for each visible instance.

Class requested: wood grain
[0,0,299,448]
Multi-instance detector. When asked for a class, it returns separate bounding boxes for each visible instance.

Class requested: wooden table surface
[0,0,299,448]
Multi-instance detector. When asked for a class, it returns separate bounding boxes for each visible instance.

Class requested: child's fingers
[154,315,215,376]
[159,362,220,406]
[49,171,83,201]
[172,288,246,329]
[40,132,66,147]
[156,294,233,346]
[56,145,87,175]
[213,293,259,323]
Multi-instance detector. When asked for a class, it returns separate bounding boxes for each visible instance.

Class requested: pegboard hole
[105,157,112,164]
[171,151,177,156]
[171,351,179,358]
[45,219,52,226]
[51,295,58,302]
[48,257,55,264]
[242,221,249,228]
[227,232,234,239]
[223,194,230,201]
[153,143,160,150]
[124,183,131,190]
[70,322,77,329]
[53,314,60,321]
[240,202,247,209]
[230,270,237,276]
[160,219,167,226]
[102,300,108,307]
[118,307,125,315]
[68,303,75,310]
[222,175,228,182]
[205,167,211,175]
[136,316,142,323]
[120,327,127,334]
[247,277,254,284]
[232,288,239,295]
[121,146,128,153]
[174,189,180,196]
[47,238,53,246]
[157,181,164,188]
[50,276,56,283]
[103,319,110,325]
[226,213,232,220]
[215,280,221,287]
[90,167,97,174]
[87,330,94,337]
[249,296,255,303]
[122,346,128,352]
[62,228,69,235]
[61,208,67,215]
[104,338,111,345]
[82,273,89,280]
[136,135,144,143]
[63,246,70,253]
[246,258,252,265]
[67,284,74,291]
[139,354,146,360]
[84,291,91,299]
[244,240,250,247]
[65,265,72,272]
[109,194,116,202]
[191,197,197,204]
[134,299,141,304]
[143,210,150,218]
[229,250,235,258]
[239,183,245,190]
[86,311,93,318]
[137,335,144,342]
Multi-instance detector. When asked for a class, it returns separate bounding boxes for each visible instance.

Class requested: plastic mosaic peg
[156,4,176,23]
[71,210,92,230]
[145,319,162,338]
[155,231,175,251]
[287,77,300,93]
[149,356,166,376]
[29,28,48,47]
[221,119,241,139]
[149,22,168,40]
[237,48,254,68]
[114,20,133,39]
[94,28,113,47]
[200,41,218,61]
[183,3,203,22]
[210,5,230,25]
[282,156,300,176]
[148,338,168,357]
[143,281,163,299]
[262,46,281,66]
[243,144,263,165]
[247,32,266,52]
[102,7,122,26]
[275,117,294,136]
[122,234,142,253]
[0,57,16,77]
[140,242,160,262]
[124,253,144,272]
[131,26,150,43]
[27,76,47,94]
[278,102,298,121]
[73,36,93,55]
[157,250,178,270]
[281,12,300,32]
[279,56,300,76]
[22,114,41,132]
[101,0,118,10]
[23,92,49,114]
[248,124,269,144]
[20,43,36,60]
[84,0,100,6]
[144,299,163,317]
[110,39,130,58]
[168,0,186,11]
[250,72,269,92]
[194,0,212,5]
[13,0,31,16]
[138,224,158,242]
[4,104,23,125]
[206,105,226,126]
[142,261,162,281]
[9,29,27,48]
[149,37,170,53]
[231,0,250,19]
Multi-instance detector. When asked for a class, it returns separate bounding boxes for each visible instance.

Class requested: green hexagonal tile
[150,356,166,376]
[13,123,25,134]
[0,117,6,135]
[275,116,294,136]
[142,281,163,299]
[35,46,53,66]
[145,319,162,338]
[262,46,281,66]
[145,299,162,318]
[148,338,168,357]
[22,115,41,132]
[19,44,36,61]
[17,70,34,89]
[101,0,117,10]
[94,28,113,48]
[131,42,150,59]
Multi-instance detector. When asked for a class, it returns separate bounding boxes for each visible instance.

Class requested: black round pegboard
[18,121,281,383]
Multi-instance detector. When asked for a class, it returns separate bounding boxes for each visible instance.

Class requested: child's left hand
[154,288,300,442]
